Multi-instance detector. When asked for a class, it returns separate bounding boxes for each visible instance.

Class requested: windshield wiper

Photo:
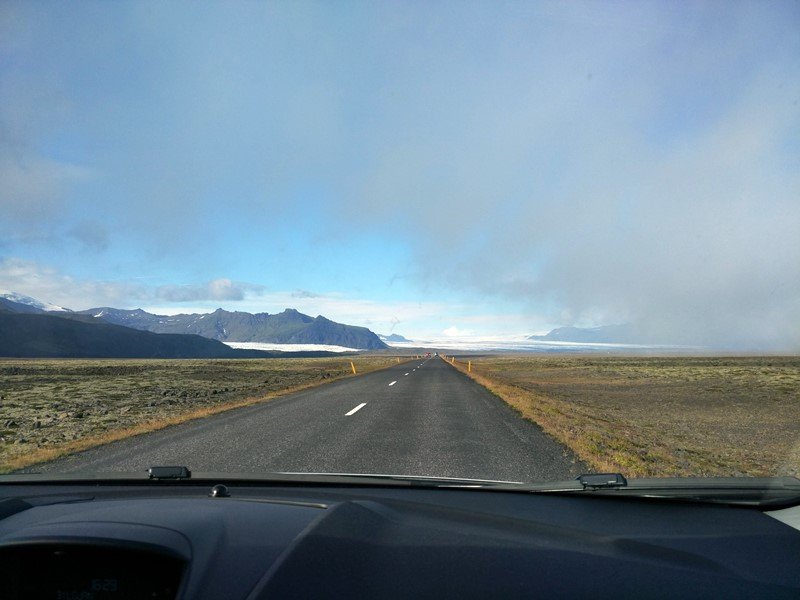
[0,469,520,489]
[576,473,627,489]
[494,474,800,508]
[3,470,799,508]
[188,471,800,509]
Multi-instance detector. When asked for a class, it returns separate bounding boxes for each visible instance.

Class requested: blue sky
[1,1,799,348]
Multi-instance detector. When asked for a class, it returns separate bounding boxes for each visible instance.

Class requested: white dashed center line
[389,381,397,386]
[345,403,367,416]
[404,373,409,376]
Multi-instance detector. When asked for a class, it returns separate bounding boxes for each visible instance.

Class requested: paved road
[32,357,585,482]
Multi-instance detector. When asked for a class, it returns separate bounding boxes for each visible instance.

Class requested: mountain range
[74,307,386,349]
[0,292,387,357]
[0,309,282,359]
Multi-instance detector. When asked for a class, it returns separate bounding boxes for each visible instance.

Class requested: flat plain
[3,355,798,478]
[449,355,800,478]
[0,356,403,472]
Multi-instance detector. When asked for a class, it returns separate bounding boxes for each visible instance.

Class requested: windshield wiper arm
[499,475,800,508]
[576,473,627,489]
[4,471,798,508]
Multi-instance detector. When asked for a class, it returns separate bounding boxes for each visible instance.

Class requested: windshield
[1,1,798,486]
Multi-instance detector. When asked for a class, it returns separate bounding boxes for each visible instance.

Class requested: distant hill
[0,310,296,358]
[379,333,411,343]
[528,324,638,344]
[76,306,387,350]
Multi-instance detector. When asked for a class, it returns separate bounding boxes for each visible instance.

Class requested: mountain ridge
[0,310,291,358]
[74,306,387,349]
[0,292,70,314]
[1,292,388,351]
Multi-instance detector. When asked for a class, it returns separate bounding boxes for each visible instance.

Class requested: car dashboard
[1,478,799,599]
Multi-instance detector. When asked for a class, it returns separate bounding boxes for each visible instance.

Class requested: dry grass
[445,355,800,478]
[0,356,408,472]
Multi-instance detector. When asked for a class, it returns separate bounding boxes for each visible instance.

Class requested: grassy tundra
[0,356,404,472]
[449,355,799,478]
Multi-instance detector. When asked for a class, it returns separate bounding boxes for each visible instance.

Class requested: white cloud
[0,257,456,335]
[0,258,261,311]
[0,257,145,309]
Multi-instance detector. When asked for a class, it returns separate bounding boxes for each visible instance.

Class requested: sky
[1,1,799,350]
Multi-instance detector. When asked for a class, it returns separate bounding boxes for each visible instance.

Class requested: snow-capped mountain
[379,333,412,343]
[0,292,70,313]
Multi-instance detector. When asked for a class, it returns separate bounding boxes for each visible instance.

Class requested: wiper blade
[576,473,627,489]
[3,471,798,508]
[499,475,800,508]
[0,470,520,488]
[618,476,800,507]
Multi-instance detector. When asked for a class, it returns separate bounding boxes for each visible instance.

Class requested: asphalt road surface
[32,357,585,482]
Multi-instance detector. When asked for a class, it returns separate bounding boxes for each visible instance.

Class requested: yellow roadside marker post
[451,357,455,365]
[350,361,357,375]
[468,361,471,372]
